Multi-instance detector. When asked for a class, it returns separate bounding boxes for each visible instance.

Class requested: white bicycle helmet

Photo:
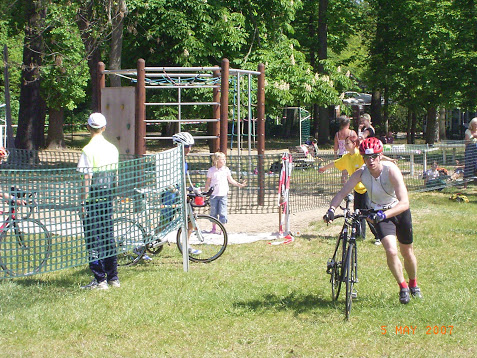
[172,132,195,146]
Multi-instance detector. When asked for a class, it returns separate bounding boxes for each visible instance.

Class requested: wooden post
[257,63,265,205]
[97,62,105,112]
[135,59,146,156]
[210,68,221,153]
[220,59,229,154]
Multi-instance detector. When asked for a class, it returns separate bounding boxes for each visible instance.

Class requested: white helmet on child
[172,132,195,146]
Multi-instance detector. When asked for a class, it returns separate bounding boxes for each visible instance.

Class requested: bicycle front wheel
[0,219,51,277]
[345,242,357,320]
[330,231,348,301]
[176,215,227,263]
[113,218,147,266]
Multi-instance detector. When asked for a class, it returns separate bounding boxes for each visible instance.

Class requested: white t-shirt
[360,161,399,210]
[207,166,231,197]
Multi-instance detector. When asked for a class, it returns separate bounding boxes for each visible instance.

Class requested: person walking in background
[358,113,375,140]
[334,116,357,183]
[385,131,394,144]
[324,138,421,304]
[205,152,246,233]
[464,117,477,188]
[78,113,119,290]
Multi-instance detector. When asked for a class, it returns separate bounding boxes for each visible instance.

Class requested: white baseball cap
[87,113,107,128]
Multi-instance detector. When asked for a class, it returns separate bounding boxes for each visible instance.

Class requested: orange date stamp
[380,325,454,335]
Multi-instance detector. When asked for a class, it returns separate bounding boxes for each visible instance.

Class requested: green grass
[1,190,476,357]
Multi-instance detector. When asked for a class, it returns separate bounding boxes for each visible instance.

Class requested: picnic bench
[288,144,319,169]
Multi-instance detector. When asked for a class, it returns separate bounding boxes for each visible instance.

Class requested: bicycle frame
[327,193,374,320]
[132,186,212,249]
[0,188,35,236]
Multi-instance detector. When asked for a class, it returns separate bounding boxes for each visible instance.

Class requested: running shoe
[410,286,423,299]
[81,279,108,290]
[399,287,410,304]
[188,247,202,255]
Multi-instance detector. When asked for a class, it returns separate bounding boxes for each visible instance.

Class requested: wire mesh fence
[187,141,476,215]
[0,148,185,279]
[0,141,475,279]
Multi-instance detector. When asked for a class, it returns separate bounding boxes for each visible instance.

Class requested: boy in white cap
[77,113,119,290]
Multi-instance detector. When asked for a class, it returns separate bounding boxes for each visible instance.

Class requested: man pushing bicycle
[323,137,422,304]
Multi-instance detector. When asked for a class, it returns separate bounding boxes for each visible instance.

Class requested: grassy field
[0,189,476,357]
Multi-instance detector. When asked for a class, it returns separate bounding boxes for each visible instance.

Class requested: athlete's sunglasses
[363,153,380,160]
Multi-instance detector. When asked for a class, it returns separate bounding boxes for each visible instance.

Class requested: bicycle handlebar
[187,186,214,198]
[337,208,377,221]
[10,187,38,219]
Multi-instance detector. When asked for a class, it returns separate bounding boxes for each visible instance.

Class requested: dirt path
[225,208,326,235]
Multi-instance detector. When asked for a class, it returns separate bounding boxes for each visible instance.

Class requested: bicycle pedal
[351,291,358,299]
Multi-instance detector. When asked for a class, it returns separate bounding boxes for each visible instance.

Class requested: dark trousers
[354,191,378,239]
[83,196,118,282]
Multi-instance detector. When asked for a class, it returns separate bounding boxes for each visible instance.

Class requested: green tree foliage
[4,0,476,146]
[366,0,477,142]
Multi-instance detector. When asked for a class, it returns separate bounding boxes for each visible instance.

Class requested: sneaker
[81,279,108,290]
[399,287,410,304]
[410,286,423,299]
[108,280,121,288]
[374,238,381,245]
[188,247,202,255]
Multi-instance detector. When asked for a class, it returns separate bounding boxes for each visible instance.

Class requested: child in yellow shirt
[319,135,379,244]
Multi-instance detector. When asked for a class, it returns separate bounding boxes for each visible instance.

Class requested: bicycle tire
[113,218,147,266]
[345,242,357,320]
[176,214,227,263]
[330,229,348,301]
[0,219,51,277]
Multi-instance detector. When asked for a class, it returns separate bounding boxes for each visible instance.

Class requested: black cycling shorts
[375,208,413,245]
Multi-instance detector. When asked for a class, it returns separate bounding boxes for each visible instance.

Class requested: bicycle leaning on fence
[113,186,228,265]
[326,193,375,320]
[0,187,52,277]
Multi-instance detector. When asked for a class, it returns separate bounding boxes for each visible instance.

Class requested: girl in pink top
[205,152,246,232]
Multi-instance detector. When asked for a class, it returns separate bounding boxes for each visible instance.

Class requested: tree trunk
[282,107,297,138]
[407,110,417,144]
[411,112,417,144]
[425,107,438,144]
[317,0,329,144]
[382,87,389,134]
[109,0,127,87]
[312,103,319,139]
[3,46,15,149]
[76,1,102,111]
[15,1,47,150]
[406,110,412,144]
[370,90,382,130]
[46,108,65,149]
[438,107,446,140]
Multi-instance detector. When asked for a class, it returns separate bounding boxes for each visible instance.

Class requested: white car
[342,91,372,105]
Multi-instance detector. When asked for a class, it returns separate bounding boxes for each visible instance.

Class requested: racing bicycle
[113,186,227,265]
[326,194,374,320]
[0,187,51,277]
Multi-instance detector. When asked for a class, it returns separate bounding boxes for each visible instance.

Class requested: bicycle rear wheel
[0,219,51,277]
[329,230,348,301]
[345,242,357,320]
[176,215,227,263]
[113,218,146,266]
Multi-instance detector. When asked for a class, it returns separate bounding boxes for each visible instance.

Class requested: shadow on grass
[233,291,335,315]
